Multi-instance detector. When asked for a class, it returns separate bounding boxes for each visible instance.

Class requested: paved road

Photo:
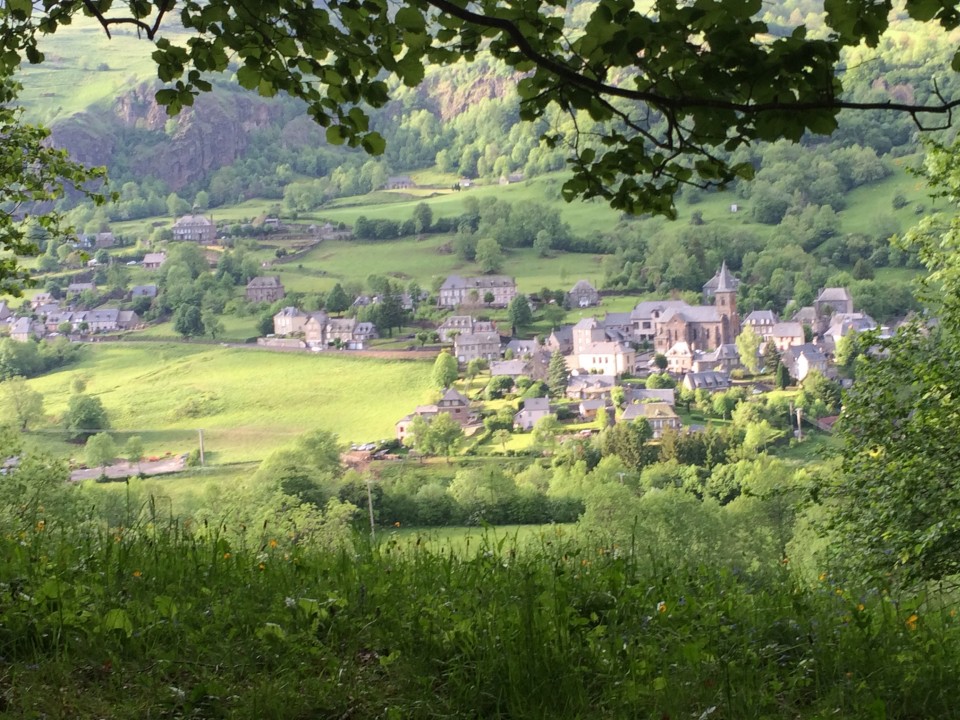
[70,455,187,482]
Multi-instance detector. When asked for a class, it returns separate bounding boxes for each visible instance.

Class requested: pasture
[25,343,435,464]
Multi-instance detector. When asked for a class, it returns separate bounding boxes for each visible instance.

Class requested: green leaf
[326,125,347,145]
[236,65,260,90]
[103,608,133,638]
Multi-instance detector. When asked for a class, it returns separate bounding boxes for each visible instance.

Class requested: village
[0,210,878,457]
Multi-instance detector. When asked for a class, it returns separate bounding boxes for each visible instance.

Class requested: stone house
[142,252,167,270]
[454,331,501,363]
[66,282,96,298]
[273,307,309,336]
[303,312,330,346]
[682,371,732,392]
[438,275,517,308]
[770,322,805,352]
[10,317,44,341]
[172,214,216,244]
[246,276,285,303]
[385,175,415,190]
[130,284,158,299]
[814,287,854,318]
[568,279,600,308]
[742,310,779,339]
[620,402,681,438]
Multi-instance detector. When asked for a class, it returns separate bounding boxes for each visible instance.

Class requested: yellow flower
[35,520,45,532]
[258,563,266,571]
[856,603,865,612]
[223,552,231,560]
[818,572,827,582]
[394,521,401,528]
[905,613,918,631]
[133,570,142,578]
[268,539,278,549]
[657,601,667,614]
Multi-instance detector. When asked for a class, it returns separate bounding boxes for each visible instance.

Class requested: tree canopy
[4,0,960,225]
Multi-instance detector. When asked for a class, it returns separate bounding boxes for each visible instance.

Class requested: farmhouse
[437,315,495,342]
[438,275,517,308]
[395,388,473,441]
[10,317,44,342]
[246,276,285,303]
[568,280,600,308]
[273,307,309,336]
[814,287,854,318]
[66,282,96,298]
[454,331,501,363]
[142,252,167,270]
[385,175,415,190]
[172,214,216,244]
[620,402,681,438]
[682,371,732,392]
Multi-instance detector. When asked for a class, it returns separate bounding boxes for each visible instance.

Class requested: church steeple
[707,261,740,342]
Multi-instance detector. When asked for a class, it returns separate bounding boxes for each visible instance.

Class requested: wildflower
[268,539,278,549]
[657,601,667,614]
[818,572,827,582]
[258,563,266,571]
[856,603,865,612]
[35,520,45,532]
[223,552,231,559]
[905,613,918,631]
[951,609,957,618]
[133,570,142,578]
[284,597,296,608]
[393,521,401,528]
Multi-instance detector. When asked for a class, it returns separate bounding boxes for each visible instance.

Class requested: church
[652,262,741,354]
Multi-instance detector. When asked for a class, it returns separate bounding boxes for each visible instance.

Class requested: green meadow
[25,343,435,464]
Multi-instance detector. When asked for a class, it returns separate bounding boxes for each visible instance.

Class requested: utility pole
[365,479,376,542]
[795,407,803,441]
[198,428,205,466]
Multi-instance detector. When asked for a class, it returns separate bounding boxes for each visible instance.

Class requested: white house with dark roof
[781,343,828,382]
[514,397,551,431]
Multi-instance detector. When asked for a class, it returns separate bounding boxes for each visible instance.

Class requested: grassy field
[25,343,436,464]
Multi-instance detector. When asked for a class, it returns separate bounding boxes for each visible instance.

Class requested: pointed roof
[702,261,741,297]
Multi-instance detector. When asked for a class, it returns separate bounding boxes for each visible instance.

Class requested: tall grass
[3,514,958,718]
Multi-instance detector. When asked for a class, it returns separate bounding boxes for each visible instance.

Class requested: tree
[65,394,109,441]
[1,376,43,431]
[202,310,225,340]
[412,202,433,236]
[827,139,960,585]
[601,420,653,471]
[762,343,781,374]
[173,304,204,339]
[532,414,562,448]
[125,435,144,476]
[432,350,459,390]
[420,412,464,461]
[492,428,512,453]
[507,295,533,333]
[533,230,552,258]
[735,325,762,375]
[653,353,668,372]
[6,0,958,228]
[547,349,569,399]
[85,432,117,477]
[775,362,791,390]
[0,75,110,294]
[415,331,430,347]
[326,283,350,315]
[475,237,504,274]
